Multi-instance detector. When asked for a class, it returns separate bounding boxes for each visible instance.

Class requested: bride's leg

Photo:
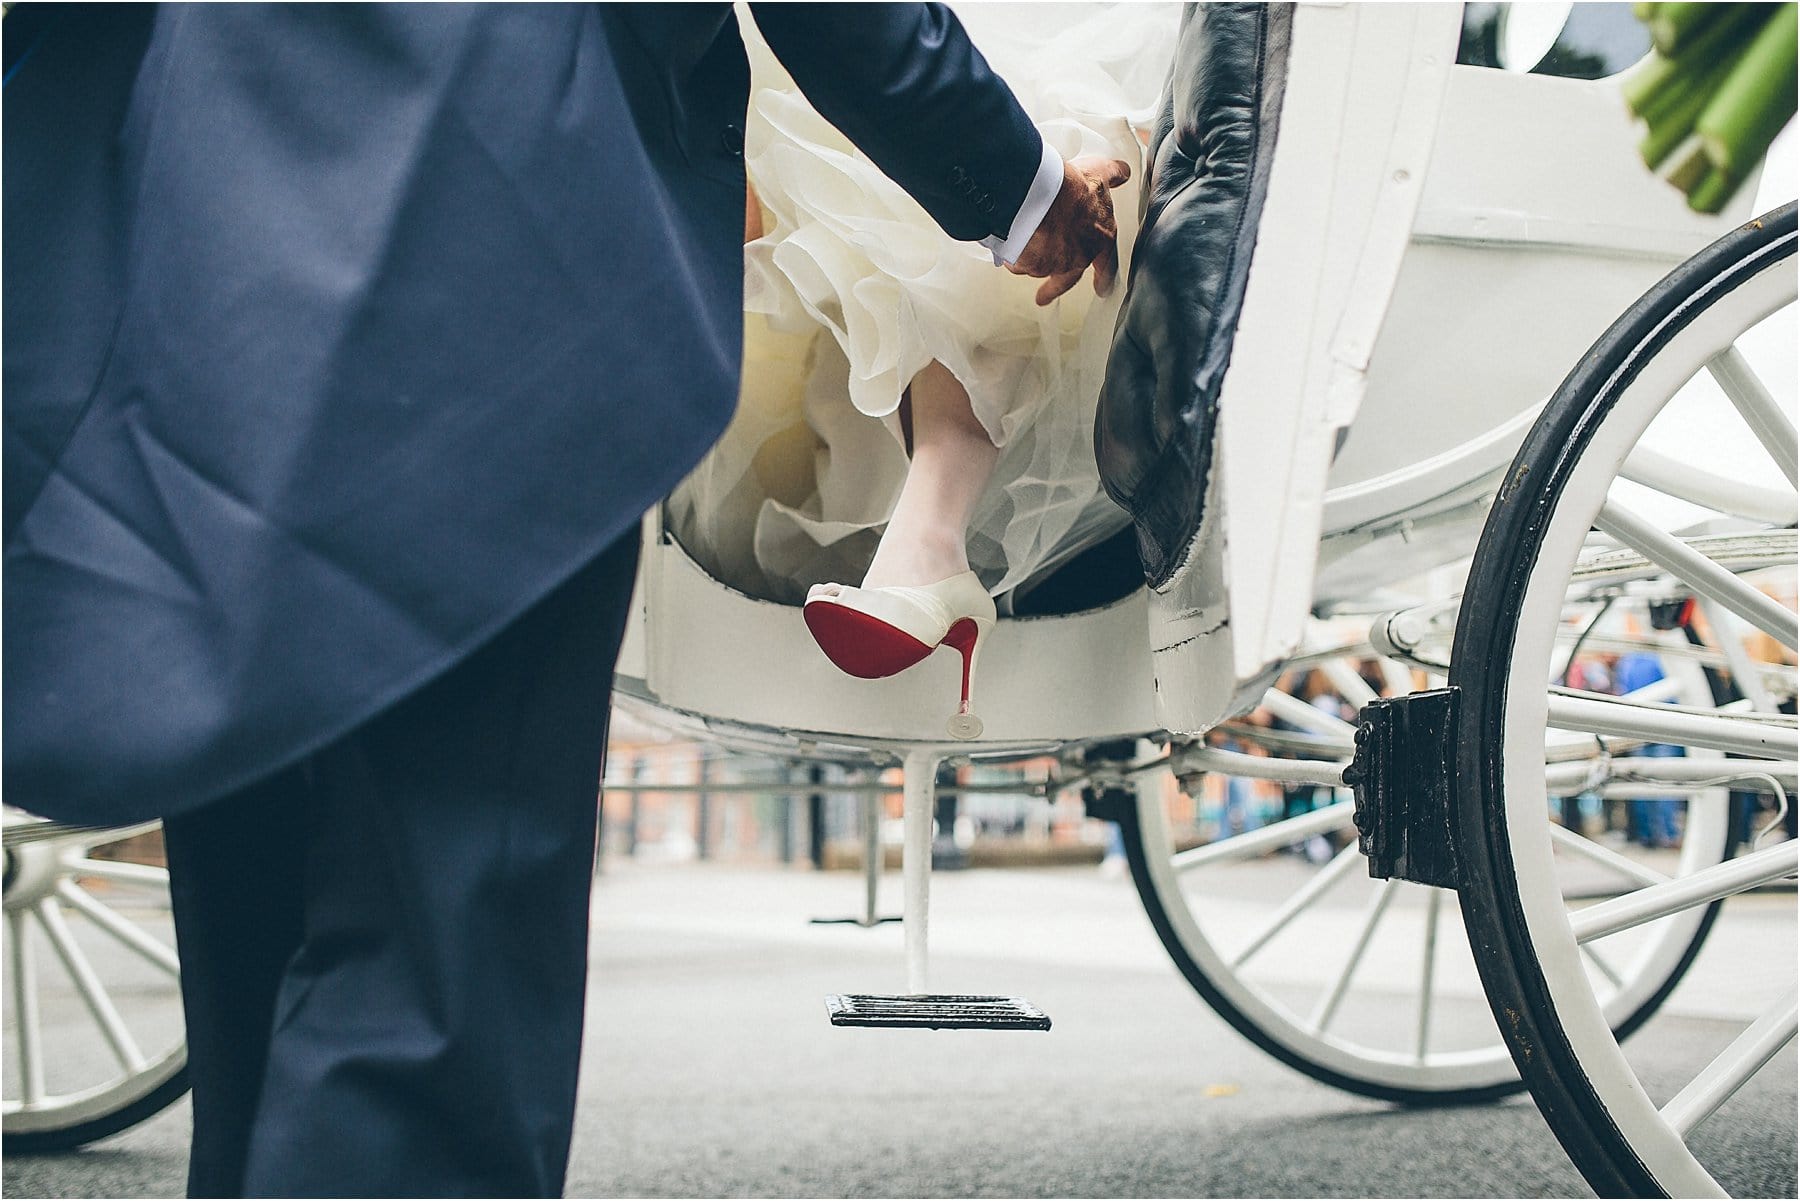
[744,180,763,243]
[863,360,998,590]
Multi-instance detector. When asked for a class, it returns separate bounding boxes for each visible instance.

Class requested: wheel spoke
[1537,672,1680,730]
[1596,501,1797,651]
[1708,346,1798,490]
[1580,942,1625,990]
[7,909,47,1105]
[1376,657,1413,698]
[1309,880,1396,1036]
[1617,676,1685,706]
[1546,693,1796,760]
[1416,887,1442,1063]
[1173,801,1357,872]
[1318,658,1379,709]
[1698,599,1780,711]
[2,820,112,851]
[1260,688,1357,744]
[1621,446,1796,525]
[1545,756,1799,794]
[1570,841,1799,945]
[34,899,148,1074]
[1547,822,1672,890]
[68,857,172,894]
[1660,990,1798,1138]
[56,880,181,977]
[1231,840,1363,967]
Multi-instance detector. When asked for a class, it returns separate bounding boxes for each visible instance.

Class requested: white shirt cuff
[979,139,1063,266]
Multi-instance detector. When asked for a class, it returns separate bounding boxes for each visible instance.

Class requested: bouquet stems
[1688,166,1739,211]
[1641,55,1736,168]
[1625,5,1762,118]
[1665,142,1716,195]
[1649,2,1732,54]
[1628,2,1798,212]
[1695,3,1799,179]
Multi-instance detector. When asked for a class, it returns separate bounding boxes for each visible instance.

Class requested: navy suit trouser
[163,532,641,1198]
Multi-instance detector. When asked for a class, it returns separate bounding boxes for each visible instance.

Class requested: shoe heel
[941,618,990,740]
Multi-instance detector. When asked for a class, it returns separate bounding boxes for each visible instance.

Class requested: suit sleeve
[747,2,1044,244]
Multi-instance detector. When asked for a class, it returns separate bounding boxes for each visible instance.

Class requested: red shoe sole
[803,602,935,679]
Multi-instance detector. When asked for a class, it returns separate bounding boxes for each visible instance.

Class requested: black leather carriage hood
[1096,3,1293,588]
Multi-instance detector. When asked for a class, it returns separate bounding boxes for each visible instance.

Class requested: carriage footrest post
[824,994,1051,1031]
[1344,688,1463,890]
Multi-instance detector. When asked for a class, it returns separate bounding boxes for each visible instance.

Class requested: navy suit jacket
[2,2,1043,824]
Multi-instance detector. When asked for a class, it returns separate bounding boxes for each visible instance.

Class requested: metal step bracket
[825,748,1052,1031]
[1345,688,1463,890]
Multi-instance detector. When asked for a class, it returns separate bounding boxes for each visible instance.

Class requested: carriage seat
[1095,3,1291,589]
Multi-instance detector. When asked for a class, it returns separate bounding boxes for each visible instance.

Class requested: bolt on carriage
[6,4,1795,1197]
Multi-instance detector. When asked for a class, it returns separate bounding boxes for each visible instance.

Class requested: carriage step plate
[825,994,1051,1031]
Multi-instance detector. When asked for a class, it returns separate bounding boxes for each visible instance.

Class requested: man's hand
[1008,155,1132,306]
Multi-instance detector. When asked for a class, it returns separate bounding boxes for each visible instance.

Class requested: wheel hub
[2,837,67,910]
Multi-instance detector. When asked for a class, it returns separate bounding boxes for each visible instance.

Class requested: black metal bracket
[1344,688,1463,891]
[1080,783,1135,824]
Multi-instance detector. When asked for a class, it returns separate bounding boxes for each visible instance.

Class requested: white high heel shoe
[802,571,997,740]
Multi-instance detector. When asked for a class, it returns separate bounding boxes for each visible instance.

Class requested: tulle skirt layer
[667,3,1180,605]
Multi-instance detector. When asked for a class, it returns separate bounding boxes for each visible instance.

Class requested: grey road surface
[5,862,1795,1198]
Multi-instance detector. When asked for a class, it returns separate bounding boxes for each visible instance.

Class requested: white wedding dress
[667,3,1180,606]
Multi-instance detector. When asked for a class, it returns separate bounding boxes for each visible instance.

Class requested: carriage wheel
[3,813,189,1152]
[1118,624,1735,1104]
[1452,203,1797,1196]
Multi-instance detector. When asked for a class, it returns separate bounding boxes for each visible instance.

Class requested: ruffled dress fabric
[667,3,1180,606]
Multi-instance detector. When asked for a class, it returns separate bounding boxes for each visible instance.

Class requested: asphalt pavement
[5,861,1795,1198]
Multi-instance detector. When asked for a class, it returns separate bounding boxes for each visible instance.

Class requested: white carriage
[627,4,1795,1192]
[8,4,1795,1196]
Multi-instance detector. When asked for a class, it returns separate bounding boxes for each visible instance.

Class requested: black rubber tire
[3,1064,191,1155]
[1449,202,1796,1197]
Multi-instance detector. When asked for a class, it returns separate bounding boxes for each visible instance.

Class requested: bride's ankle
[862,529,969,590]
